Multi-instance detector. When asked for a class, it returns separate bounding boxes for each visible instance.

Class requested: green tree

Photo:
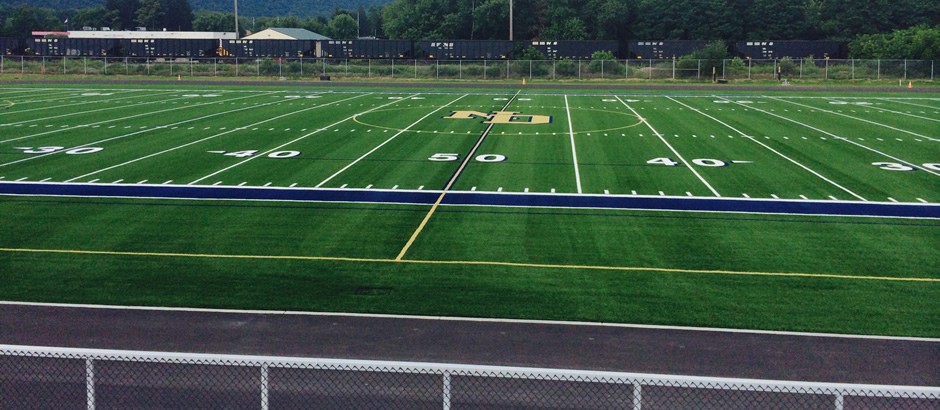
[104,0,140,29]
[163,0,193,31]
[193,11,234,32]
[4,5,40,37]
[135,0,164,30]
[72,7,112,30]
[328,14,358,39]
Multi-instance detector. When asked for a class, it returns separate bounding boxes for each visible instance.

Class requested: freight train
[1,37,847,60]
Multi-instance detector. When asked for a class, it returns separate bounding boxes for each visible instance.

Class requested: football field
[0,84,937,337]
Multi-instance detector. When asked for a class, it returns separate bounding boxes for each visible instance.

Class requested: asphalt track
[1,303,938,387]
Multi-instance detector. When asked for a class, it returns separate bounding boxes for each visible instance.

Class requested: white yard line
[63,93,369,183]
[882,98,940,111]
[824,98,940,123]
[189,93,418,185]
[672,96,868,202]
[564,95,583,194]
[1,92,283,168]
[0,92,259,144]
[770,97,938,142]
[726,98,940,179]
[614,95,721,197]
[315,94,468,188]
[0,90,170,119]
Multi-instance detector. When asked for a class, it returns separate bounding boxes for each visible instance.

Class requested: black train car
[223,39,316,58]
[528,40,620,59]
[416,40,513,59]
[0,37,28,55]
[31,38,64,56]
[155,39,216,58]
[61,38,125,56]
[321,40,413,59]
[223,39,257,58]
[735,41,846,59]
[627,40,708,59]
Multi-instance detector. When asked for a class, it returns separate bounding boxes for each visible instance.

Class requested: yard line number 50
[429,153,507,162]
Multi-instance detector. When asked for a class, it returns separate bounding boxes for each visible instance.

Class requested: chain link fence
[2,345,938,409]
[0,56,934,82]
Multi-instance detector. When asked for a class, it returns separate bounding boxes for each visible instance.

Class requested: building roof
[242,28,330,41]
[64,30,236,40]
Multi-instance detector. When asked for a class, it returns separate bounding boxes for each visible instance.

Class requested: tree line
[1,0,937,59]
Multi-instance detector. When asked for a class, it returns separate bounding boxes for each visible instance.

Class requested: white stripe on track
[1,301,936,342]
[614,95,721,197]
[189,93,418,185]
[565,95,583,194]
[64,93,367,183]
[671,96,867,201]
[315,94,468,188]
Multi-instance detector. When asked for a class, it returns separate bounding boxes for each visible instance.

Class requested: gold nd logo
[444,111,552,125]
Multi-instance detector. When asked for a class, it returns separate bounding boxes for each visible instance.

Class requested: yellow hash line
[1,247,937,283]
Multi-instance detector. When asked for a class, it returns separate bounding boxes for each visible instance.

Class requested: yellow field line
[395,90,522,261]
[2,247,937,283]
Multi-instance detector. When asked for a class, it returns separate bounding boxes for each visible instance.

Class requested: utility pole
[509,0,513,41]
[233,0,239,39]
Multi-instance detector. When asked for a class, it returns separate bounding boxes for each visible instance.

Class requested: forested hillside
[0,0,390,18]
[0,0,937,58]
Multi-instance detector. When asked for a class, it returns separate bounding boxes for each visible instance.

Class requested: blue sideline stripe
[444,192,940,218]
[0,182,438,205]
[1,182,938,218]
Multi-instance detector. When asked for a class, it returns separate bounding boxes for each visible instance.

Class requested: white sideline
[1,301,937,343]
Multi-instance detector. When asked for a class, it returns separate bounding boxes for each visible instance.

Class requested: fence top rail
[2,56,935,64]
[2,344,937,397]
